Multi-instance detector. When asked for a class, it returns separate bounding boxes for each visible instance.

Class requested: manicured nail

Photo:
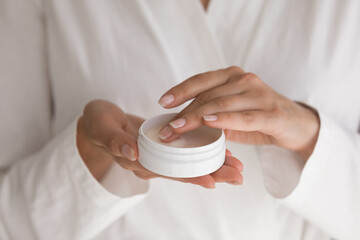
[169,118,186,128]
[229,181,241,185]
[159,125,173,140]
[121,144,136,161]
[203,115,218,121]
[158,94,174,107]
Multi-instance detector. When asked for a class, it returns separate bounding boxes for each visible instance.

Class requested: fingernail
[121,144,136,161]
[229,181,241,185]
[169,118,186,128]
[159,125,173,140]
[203,115,218,121]
[158,94,174,107]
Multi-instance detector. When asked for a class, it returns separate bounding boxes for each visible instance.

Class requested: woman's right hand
[76,99,244,188]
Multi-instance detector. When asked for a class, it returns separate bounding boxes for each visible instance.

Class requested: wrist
[294,102,320,160]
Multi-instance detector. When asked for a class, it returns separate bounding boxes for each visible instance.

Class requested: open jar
[138,113,226,178]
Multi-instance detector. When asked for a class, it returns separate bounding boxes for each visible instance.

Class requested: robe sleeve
[0,1,149,239]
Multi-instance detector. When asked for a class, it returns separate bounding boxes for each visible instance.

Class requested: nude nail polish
[169,118,186,128]
[158,94,174,107]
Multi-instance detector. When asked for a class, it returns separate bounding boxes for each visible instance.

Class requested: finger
[224,155,243,172]
[83,102,139,160]
[103,129,139,161]
[116,155,151,172]
[167,94,263,134]
[158,66,245,108]
[159,72,260,139]
[132,170,158,180]
[203,111,272,133]
[210,165,243,184]
[177,175,216,189]
[226,149,232,156]
[158,124,183,142]
[224,129,273,145]
[226,181,243,186]
[176,73,254,115]
[86,121,138,161]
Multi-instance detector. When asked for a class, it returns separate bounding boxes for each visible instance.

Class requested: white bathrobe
[1,0,359,239]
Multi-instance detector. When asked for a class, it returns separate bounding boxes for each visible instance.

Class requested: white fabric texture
[0,0,359,239]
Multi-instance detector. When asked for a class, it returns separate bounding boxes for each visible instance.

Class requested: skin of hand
[158,66,320,160]
[76,99,244,188]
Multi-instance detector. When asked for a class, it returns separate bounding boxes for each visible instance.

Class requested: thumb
[104,129,139,161]
[85,116,139,161]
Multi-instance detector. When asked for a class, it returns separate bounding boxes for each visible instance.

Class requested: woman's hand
[77,99,243,188]
[158,66,320,160]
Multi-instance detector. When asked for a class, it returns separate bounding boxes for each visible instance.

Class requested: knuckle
[271,102,285,118]
[83,100,108,117]
[194,110,205,120]
[83,100,97,113]
[86,123,98,140]
[224,112,236,122]
[232,77,244,88]
[227,65,242,74]
[194,72,207,81]
[215,97,232,109]
[174,85,188,100]
[195,91,212,105]
[240,111,255,124]
[106,135,120,155]
[97,111,113,123]
[243,72,260,84]
[264,96,277,109]
[184,112,201,123]
[197,71,218,84]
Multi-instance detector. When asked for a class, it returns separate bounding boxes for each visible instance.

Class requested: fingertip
[202,178,216,189]
[204,176,216,189]
[159,125,174,140]
[159,132,183,143]
[225,155,244,172]
[169,117,204,134]
[204,184,216,189]
[234,172,244,185]
[169,118,186,129]
[193,175,215,189]
[121,144,137,161]
[202,117,221,128]
[226,149,232,156]
[226,181,242,186]
[158,94,175,108]
[203,115,218,122]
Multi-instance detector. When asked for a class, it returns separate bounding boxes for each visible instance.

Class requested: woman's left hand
[158,66,320,160]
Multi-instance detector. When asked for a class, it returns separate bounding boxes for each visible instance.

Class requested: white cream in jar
[138,113,226,178]
[145,125,219,148]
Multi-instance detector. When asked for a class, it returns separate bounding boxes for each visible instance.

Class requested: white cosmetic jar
[138,113,226,178]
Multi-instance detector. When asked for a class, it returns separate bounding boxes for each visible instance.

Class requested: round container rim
[139,113,224,151]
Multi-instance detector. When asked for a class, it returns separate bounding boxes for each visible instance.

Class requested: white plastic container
[138,113,226,178]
